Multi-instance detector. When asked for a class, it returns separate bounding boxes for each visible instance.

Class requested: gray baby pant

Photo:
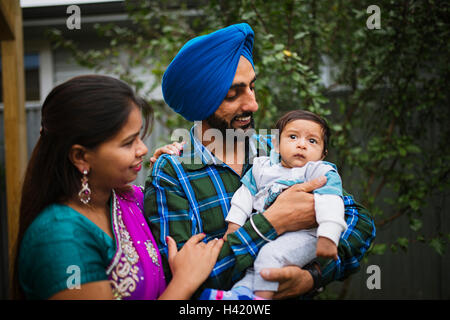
[233,229,318,292]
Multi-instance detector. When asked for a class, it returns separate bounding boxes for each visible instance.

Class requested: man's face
[205,56,258,135]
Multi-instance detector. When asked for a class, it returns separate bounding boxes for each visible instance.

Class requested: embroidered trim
[108,190,141,300]
[106,190,122,275]
[145,240,160,266]
[106,187,161,300]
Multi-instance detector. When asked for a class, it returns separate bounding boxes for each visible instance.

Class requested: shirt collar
[179,124,271,171]
[176,125,215,170]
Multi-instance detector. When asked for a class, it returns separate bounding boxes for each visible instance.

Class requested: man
[144,23,375,299]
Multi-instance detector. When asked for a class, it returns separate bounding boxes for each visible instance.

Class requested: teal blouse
[18,204,116,300]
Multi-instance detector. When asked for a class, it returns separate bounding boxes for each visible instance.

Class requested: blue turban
[162,23,255,121]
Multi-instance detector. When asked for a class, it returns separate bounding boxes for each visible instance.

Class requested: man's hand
[260,266,314,299]
[262,176,326,235]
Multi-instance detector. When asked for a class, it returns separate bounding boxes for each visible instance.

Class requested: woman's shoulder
[25,204,80,234]
[20,203,114,261]
[19,203,113,299]
[22,204,96,241]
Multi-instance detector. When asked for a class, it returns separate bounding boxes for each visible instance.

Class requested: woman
[15,75,223,300]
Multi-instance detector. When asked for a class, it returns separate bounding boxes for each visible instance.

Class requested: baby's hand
[316,237,338,260]
[223,222,241,241]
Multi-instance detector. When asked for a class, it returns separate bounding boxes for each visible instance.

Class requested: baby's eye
[290,135,297,140]
[309,138,317,144]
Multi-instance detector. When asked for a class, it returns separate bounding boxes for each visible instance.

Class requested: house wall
[0,3,168,298]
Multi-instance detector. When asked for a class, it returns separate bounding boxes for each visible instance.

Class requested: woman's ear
[68,144,90,174]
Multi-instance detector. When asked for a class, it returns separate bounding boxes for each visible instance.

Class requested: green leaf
[390,244,398,253]
[241,11,256,20]
[416,235,426,243]
[294,31,309,40]
[409,218,423,231]
[274,52,284,60]
[273,43,284,51]
[429,238,446,256]
[370,243,387,255]
[397,237,409,251]
[406,144,421,154]
[410,200,421,211]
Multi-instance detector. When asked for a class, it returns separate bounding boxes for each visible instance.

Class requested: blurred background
[1,0,449,299]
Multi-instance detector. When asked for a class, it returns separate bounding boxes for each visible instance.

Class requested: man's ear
[68,144,90,174]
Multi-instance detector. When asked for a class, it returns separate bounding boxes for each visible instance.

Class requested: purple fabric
[107,185,166,300]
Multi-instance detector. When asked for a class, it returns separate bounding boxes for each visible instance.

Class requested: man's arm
[261,190,376,298]
[318,190,376,286]
[144,155,277,295]
[259,137,376,296]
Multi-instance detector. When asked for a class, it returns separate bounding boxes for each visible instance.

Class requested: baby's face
[276,119,325,168]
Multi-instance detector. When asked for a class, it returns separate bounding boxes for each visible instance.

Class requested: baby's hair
[275,109,330,156]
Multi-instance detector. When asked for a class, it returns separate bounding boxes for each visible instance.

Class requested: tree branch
[250,0,270,36]
[376,208,407,228]
[285,1,294,50]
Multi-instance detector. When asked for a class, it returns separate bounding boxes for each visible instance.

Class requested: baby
[214,109,347,300]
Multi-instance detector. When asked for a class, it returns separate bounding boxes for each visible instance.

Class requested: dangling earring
[78,170,91,204]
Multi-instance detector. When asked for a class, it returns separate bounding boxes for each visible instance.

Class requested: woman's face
[86,105,148,190]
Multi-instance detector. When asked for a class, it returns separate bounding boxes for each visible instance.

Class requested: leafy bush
[49,0,449,267]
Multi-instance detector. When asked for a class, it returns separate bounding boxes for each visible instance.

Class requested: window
[0,53,41,102]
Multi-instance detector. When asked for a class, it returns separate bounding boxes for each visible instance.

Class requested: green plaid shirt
[144,125,376,297]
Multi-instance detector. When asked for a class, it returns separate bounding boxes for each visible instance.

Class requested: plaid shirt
[144,125,376,297]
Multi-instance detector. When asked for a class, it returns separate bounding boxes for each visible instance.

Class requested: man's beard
[205,112,255,137]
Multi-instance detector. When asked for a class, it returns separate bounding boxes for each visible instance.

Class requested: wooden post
[0,0,27,298]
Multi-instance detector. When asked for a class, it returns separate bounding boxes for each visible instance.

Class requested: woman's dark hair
[13,75,153,299]
[275,109,330,156]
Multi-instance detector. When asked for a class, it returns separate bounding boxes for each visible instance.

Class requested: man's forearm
[195,213,278,294]
[316,192,376,287]
[149,195,278,294]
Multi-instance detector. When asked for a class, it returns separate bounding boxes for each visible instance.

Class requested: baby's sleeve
[225,157,268,226]
[307,162,347,245]
[225,185,255,226]
[315,193,346,245]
